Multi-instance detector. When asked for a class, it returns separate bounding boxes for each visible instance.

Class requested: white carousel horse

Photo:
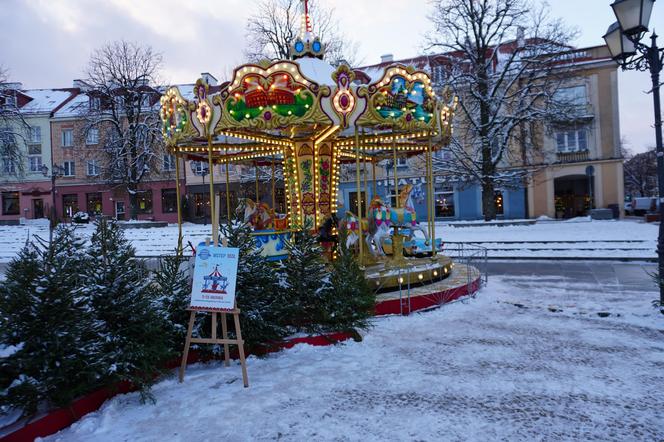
[366,184,429,256]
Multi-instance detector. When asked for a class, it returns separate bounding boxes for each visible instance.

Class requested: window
[494,190,504,216]
[86,160,100,176]
[86,128,99,145]
[2,157,15,174]
[137,190,153,214]
[61,129,73,147]
[161,188,177,213]
[4,94,17,108]
[62,161,75,177]
[30,126,41,144]
[554,85,587,108]
[191,161,208,175]
[62,194,78,218]
[435,185,455,218]
[396,157,408,167]
[348,191,367,217]
[163,154,176,171]
[86,192,102,215]
[434,150,452,160]
[89,96,100,111]
[194,193,209,218]
[2,192,19,215]
[556,129,588,152]
[28,144,42,172]
[28,155,42,172]
[140,95,150,109]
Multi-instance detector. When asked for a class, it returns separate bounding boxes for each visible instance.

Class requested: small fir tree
[221,222,288,348]
[324,233,375,336]
[84,219,172,394]
[0,227,103,416]
[150,254,197,349]
[279,224,333,334]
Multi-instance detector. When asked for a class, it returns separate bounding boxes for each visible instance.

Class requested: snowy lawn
[43,275,664,441]
[0,218,658,263]
[437,218,657,259]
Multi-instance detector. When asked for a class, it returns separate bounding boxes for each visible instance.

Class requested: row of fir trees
[0,219,374,418]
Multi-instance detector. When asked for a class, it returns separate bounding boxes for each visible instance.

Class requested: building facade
[49,87,185,223]
[0,85,77,223]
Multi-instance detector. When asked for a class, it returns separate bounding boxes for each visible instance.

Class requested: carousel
[160,0,474,305]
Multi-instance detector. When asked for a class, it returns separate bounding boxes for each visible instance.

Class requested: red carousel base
[374,263,482,315]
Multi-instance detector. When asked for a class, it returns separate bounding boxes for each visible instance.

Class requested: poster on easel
[190,244,240,310]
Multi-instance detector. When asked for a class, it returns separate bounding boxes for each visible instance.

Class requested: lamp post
[604,0,664,307]
[41,163,64,243]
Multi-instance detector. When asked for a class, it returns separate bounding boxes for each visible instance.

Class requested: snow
[21,89,74,114]
[41,274,664,441]
[296,57,337,85]
[0,219,657,265]
[437,218,657,259]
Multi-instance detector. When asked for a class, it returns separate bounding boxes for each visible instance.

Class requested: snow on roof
[296,57,336,86]
[53,93,88,118]
[20,89,74,114]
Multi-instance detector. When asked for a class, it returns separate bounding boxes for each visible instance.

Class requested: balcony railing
[556,150,589,163]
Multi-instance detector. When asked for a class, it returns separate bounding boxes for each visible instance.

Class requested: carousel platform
[374,263,481,316]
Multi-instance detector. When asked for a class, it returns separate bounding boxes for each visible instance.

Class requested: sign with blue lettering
[190,244,240,310]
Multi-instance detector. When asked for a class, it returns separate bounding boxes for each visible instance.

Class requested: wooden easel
[179,238,249,387]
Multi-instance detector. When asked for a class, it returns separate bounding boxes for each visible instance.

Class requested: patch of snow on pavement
[42,276,664,441]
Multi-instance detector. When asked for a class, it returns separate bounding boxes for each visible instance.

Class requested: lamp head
[611,0,655,37]
[603,21,637,61]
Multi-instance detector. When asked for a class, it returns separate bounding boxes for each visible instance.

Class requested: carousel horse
[367,184,429,256]
[236,198,275,230]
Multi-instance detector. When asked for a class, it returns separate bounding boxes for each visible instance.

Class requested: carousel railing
[444,242,488,293]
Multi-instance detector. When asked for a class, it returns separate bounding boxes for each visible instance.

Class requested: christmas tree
[0,227,104,416]
[279,223,333,334]
[325,232,375,336]
[221,222,288,349]
[150,254,197,350]
[84,219,172,395]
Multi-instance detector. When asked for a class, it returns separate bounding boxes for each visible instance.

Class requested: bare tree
[425,0,577,220]
[0,66,28,178]
[82,41,164,219]
[244,0,359,66]
[624,148,658,198]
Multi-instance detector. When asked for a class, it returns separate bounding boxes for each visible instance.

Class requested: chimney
[517,26,525,47]
[380,54,394,64]
[201,72,218,86]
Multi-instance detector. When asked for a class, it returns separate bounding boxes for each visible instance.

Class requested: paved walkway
[484,261,658,293]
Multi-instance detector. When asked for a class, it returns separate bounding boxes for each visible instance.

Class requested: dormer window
[89,96,101,111]
[3,94,16,108]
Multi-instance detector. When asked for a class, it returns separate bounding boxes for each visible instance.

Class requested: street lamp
[604,0,664,308]
[41,163,65,242]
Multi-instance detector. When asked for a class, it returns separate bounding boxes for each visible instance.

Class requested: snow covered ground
[43,274,664,441]
[0,218,657,263]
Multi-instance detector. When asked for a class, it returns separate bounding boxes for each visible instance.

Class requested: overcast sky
[1,0,661,153]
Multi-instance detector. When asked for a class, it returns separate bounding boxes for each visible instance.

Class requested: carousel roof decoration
[290,0,325,60]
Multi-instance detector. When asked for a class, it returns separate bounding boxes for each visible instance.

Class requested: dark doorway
[32,199,44,219]
[554,175,592,218]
